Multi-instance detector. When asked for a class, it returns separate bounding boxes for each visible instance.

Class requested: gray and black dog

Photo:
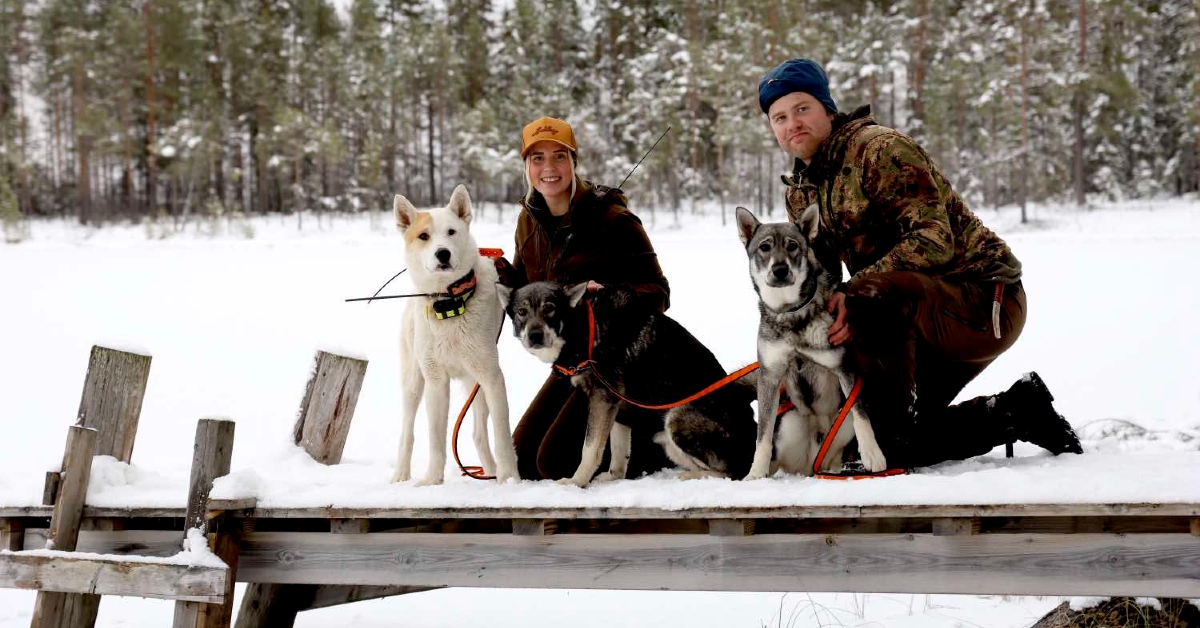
[498,282,758,487]
[735,205,887,479]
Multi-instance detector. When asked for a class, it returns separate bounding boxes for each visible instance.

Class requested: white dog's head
[394,185,478,284]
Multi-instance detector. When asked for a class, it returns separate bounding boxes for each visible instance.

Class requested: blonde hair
[523,152,579,208]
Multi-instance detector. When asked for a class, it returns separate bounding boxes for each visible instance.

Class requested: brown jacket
[511,179,670,312]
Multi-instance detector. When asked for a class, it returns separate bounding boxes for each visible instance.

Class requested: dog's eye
[448,229,456,236]
[758,242,771,253]
[516,307,528,318]
[418,232,430,241]
[785,240,799,252]
[543,303,556,316]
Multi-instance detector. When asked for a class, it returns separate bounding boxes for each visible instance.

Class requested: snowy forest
[0,0,1197,227]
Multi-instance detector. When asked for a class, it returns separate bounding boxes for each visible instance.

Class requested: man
[759,58,1082,469]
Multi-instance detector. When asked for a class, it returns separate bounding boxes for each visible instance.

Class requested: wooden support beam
[236,531,1200,597]
[1191,518,1199,537]
[75,345,152,463]
[0,552,226,603]
[708,519,755,537]
[512,519,551,536]
[31,425,100,628]
[330,519,369,534]
[932,517,981,536]
[305,585,437,610]
[292,351,367,465]
[174,419,238,628]
[42,472,60,507]
[233,583,316,628]
[0,519,23,551]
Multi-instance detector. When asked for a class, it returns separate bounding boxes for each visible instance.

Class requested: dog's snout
[527,328,545,347]
[771,264,790,281]
[435,248,452,265]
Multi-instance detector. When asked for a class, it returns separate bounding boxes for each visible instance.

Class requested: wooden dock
[2,345,1199,628]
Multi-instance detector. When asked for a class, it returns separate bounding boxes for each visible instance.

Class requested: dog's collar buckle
[429,270,477,320]
[554,360,594,377]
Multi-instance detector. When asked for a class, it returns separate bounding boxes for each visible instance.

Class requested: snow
[2,198,1199,626]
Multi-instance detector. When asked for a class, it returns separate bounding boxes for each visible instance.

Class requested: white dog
[391,185,517,485]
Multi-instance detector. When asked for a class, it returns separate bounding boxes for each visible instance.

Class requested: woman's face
[526,140,574,200]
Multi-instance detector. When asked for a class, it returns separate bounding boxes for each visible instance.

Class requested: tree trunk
[143,1,157,216]
[1019,8,1030,224]
[1073,0,1087,209]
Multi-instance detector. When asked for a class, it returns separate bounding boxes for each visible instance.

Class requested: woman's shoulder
[578,180,638,224]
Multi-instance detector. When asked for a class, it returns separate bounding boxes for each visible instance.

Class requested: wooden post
[1,518,24,551]
[31,426,99,628]
[173,419,237,628]
[292,351,367,465]
[75,345,152,462]
[236,352,371,627]
[709,519,755,537]
[932,517,982,536]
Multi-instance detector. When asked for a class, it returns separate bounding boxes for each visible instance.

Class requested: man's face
[768,92,834,163]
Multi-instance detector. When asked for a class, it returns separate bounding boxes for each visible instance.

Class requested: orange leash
[449,248,503,481]
[812,379,906,480]
[451,383,494,480]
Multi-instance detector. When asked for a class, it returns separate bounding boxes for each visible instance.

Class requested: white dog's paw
[414,475,444,487]
[743,462,771,481]
[592,471,622,483]
[860,445,888,473]
[556,476,589,488]
[390,468,411,483]
[494,466,518,484]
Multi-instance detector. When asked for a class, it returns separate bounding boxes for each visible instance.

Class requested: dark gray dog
[497,282,757,487]
[735,205,887,479]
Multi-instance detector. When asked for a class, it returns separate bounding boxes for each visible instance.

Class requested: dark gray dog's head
[735,204,822,312]
[497,281,588,363]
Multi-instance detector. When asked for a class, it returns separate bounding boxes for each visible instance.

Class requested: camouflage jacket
[783,105,1022,286]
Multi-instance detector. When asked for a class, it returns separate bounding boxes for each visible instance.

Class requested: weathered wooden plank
[75,345,152,463]
[235,531,1200,597]
[0,551,226,603]
[306,585,438,610]
[0,519,23,552]
[932,517,980,536]
[233,583,317,628]
[1191,518,1199,536]
[292,351,367,465]
[31,426,100,628]
[24,530,183,557]
[42,471,61,507]
[330,519,369,534]
[175,419,238,628]
[210,502,1200,520]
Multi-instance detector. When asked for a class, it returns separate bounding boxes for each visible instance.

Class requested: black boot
[996,372,1083,455]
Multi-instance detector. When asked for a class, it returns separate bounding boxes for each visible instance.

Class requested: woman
[500,116,672,481]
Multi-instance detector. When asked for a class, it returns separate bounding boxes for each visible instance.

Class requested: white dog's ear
[735,207,759,247]
[394,194,418,230]
[796,203,820,240]
[564,282,589,308]
[496,284,513,310]
[448,184,473,226]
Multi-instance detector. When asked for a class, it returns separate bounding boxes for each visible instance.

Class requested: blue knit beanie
[758,59,838,115]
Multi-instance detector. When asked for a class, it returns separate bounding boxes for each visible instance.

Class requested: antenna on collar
[615,126,671,192]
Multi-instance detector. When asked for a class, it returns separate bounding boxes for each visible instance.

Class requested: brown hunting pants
[844,271,1027,469]
[512,373,672,481]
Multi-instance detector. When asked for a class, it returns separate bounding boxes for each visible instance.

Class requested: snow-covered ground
[2,198,1198,626]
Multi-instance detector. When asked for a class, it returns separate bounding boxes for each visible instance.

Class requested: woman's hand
[827,292,851,346]
[586,281,604,292]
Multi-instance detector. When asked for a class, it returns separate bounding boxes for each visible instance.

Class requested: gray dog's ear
[796,203,820,240]
[496,284,513,310]
[735,207,759,247]
[564,282,589,308]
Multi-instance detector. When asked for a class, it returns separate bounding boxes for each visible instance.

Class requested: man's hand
[586,280,604,292]
[827,291,851,346]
